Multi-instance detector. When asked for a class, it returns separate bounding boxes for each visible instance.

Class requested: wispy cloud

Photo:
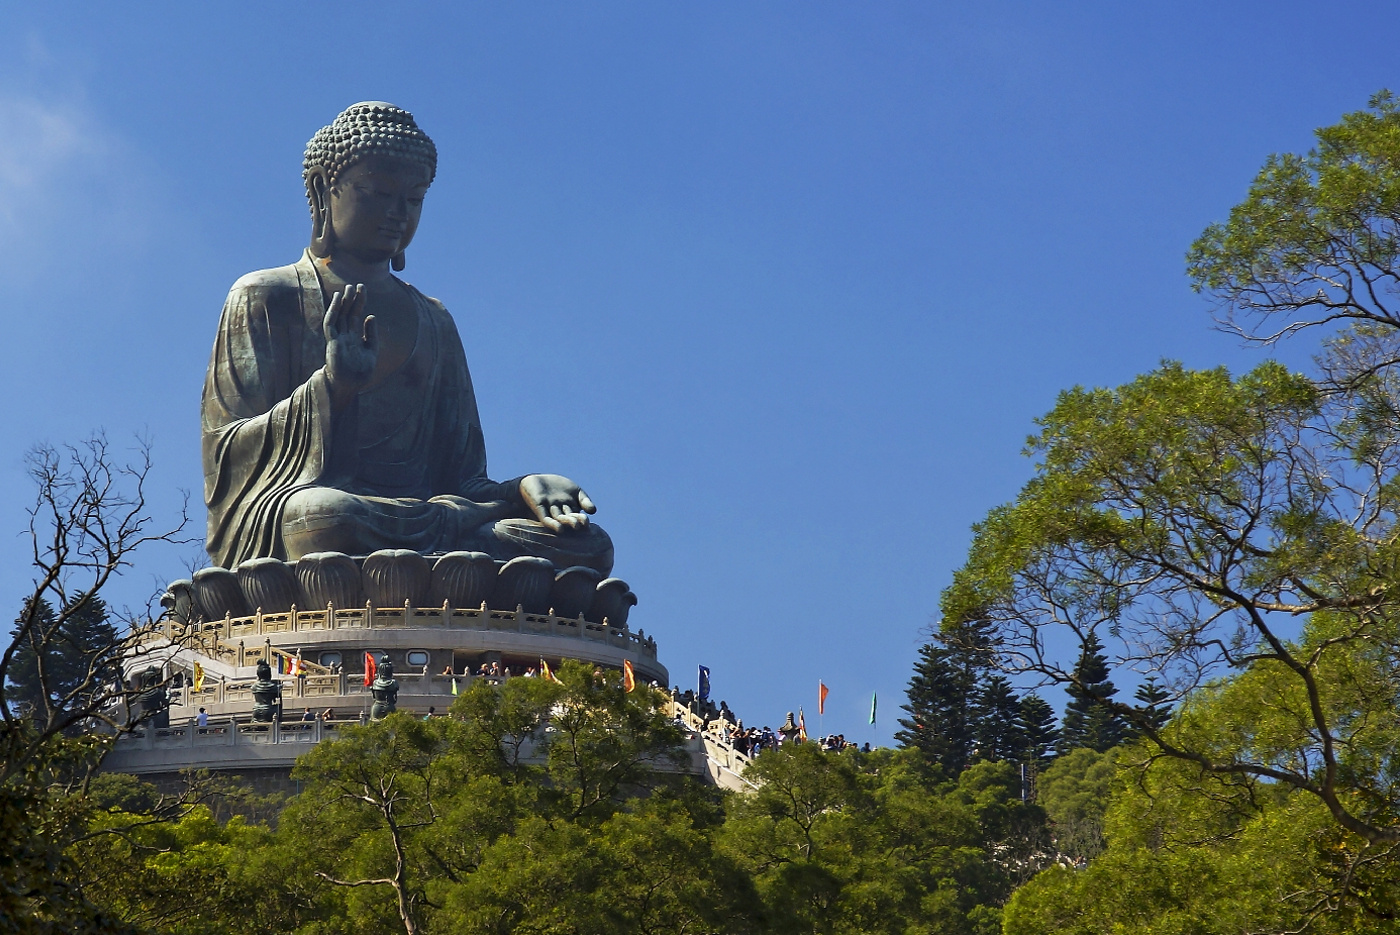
[0,95,101,198]
[0,93,103,235]
[0,86,160,282]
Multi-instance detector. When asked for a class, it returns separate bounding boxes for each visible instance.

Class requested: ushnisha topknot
[302,102,437,203]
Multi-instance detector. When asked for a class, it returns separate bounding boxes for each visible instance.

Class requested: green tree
[897,642,970,772]
[268,661,704,935]
[1187,90,1400,358]
[972,674,1023,763]
[721,744,1025,935]
[1006,695,1400,934]
[1056,635,1124,755]
[896,620,992,774]
[447,801,758,935]
[63,663,746,935]
[66,797,296,935]
[1035,747,1117,862]
[947,92,1400,925]
[0,438,188,934]
[1129,676,1172,737]
[942,358,1400,848]
[8,596,118,724]
[1017,694,1058,769]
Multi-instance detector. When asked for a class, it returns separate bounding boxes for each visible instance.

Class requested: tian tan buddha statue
[202,102,613,575]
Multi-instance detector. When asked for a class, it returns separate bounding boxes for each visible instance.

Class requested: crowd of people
[669,688,872,760]
[188,669,876,756]
[719,724,870,757]
[457,661,538,679]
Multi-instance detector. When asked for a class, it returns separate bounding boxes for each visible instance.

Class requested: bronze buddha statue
[202,103,612,575]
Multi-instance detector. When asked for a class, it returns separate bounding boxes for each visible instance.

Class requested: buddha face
[325,156,431,263]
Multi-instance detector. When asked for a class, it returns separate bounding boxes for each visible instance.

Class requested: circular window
[406,650,430,668]
[318,652,342,668]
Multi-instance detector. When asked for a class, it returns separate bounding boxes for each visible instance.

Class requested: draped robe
[201,252,611,572]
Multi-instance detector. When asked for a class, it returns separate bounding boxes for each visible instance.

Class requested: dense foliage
[946,91,1400,931]
[38,664,1053,935]
[8,597,119,723]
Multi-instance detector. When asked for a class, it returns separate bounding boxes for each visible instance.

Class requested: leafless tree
[0,434,190,788]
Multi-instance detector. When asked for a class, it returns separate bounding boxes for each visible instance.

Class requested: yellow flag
[623,659,636,693]
[192,661,205,693]
[540,658,562,684]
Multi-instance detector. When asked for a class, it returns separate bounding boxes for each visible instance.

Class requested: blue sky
[0,2,1392,743]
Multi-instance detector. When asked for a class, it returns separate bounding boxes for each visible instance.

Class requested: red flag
[364,652,378,687]
[623,659,636,693]
[819,681,829,715]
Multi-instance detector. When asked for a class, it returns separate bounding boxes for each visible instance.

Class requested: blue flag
[698,665,711,703]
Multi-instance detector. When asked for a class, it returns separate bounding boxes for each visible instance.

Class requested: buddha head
[303,102,438,269]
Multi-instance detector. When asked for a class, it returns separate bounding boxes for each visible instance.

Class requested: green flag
[451,678,459,696]
[869,691,877,725]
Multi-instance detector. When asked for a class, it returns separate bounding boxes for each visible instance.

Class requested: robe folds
[201,251,527,569]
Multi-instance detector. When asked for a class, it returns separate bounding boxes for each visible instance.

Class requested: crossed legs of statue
[279,487,614,575]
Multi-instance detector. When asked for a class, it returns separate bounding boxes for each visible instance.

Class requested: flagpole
[818,679,823,739]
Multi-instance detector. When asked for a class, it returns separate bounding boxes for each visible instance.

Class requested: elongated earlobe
[309,173,334,258]
[392,252,406,272]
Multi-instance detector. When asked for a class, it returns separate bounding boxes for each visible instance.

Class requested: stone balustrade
[171,603,659,662]
[663,699,757,791]
[104,710,713,781]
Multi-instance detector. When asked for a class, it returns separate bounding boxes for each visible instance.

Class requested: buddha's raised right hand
[323,283,376,409]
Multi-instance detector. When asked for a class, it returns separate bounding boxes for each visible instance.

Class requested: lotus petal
[193,566,249,619]
[551,566,601,619]
[160,579,198,624]
[494,556,554,614]
[237,557,300,614]
[363,550,431,607]
[591,578,633,627]
[431,551,497,608]
[297,552,362,609]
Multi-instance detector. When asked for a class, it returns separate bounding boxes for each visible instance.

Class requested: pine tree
[972,674,1024,762]
[1058,633,1126,754]
[897,619,994,773]
[1019,693,1059,768]
[897,643,976,773]
[9,595,119,722]
[1128,676,1173,736]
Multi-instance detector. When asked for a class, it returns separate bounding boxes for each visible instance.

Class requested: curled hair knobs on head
[302,102,437,203]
